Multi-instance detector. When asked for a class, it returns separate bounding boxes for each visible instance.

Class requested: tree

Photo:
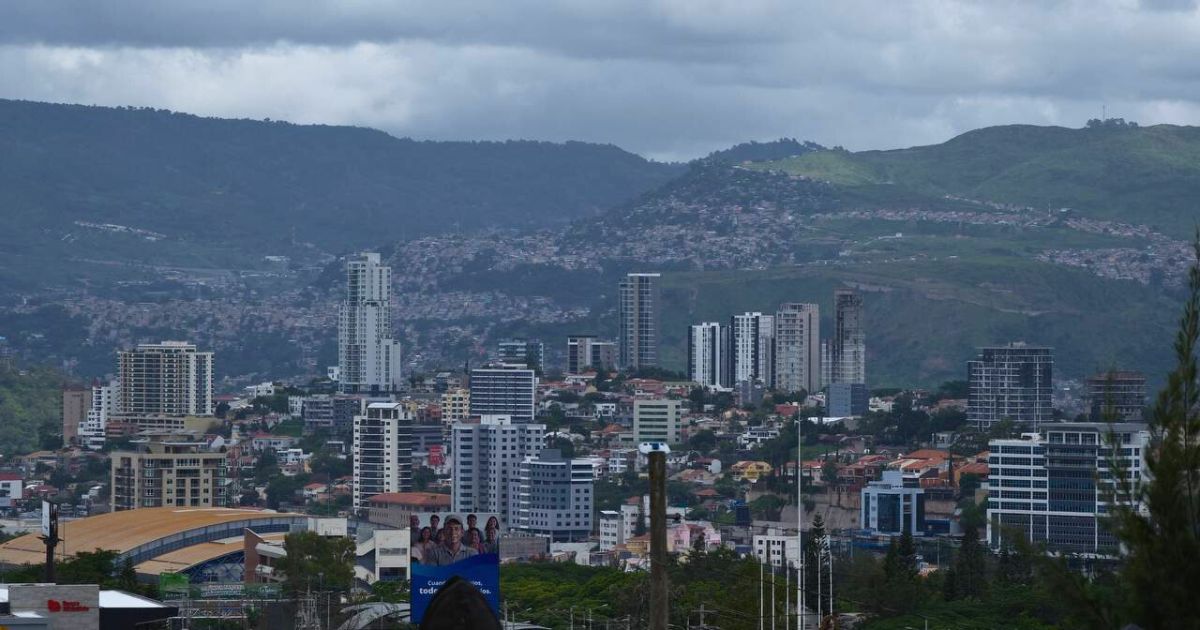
[280,531,356,596]
[803,514,831,614]
[687,429,717,453]
[951,527,987,600]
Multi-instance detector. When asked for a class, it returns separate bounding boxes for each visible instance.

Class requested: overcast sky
[2,0,1199,160]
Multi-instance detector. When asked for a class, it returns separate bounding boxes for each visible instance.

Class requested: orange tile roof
[365,492,452,508]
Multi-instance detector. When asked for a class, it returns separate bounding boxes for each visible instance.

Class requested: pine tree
[953,526,987,599]
[803,514,829,614]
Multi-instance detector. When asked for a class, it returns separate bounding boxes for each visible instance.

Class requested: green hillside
[755,123,1200,234]
[0,99,683,289]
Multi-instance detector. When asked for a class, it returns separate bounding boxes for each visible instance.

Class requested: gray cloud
[0,1,1199,159]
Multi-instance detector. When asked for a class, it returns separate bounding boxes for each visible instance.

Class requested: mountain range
[0,100,1195,389]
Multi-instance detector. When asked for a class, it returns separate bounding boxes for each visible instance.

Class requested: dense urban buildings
[1085,370,1147,422]
[967,343,1054,430]
[352,402,414,511]
[338,252,403,395]
[117,341,214,416]
[987,422,1150,555]
[618,272,661,370]
[111,441,227,511]
[515,449,595,541]
[830,289,866,385]
[687,322,728,389]
[469,364,537,424]
[633,398,684,445]
[497,339,545,373]
[451,416,546,525]
[773,303,821,394]
[861,471,926,536]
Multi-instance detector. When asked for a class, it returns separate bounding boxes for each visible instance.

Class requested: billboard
[409,512,501,623]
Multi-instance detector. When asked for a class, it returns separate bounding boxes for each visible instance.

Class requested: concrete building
[752,533,800,568]
[618,272,661,370]
[599,510,625,551]
[498,339,544,373]
[830,289,866,385]
[566,335,614,374]
[451,416,546,525]
[967,343,1054,431]
[774,303,820,394]
[301,394,364,434]
[62,386,91,447]
[111,441,227,511]
[81,380,118,450]
[469,365,536,424]
[633,398,684,445]
[1085,371,1147,422]
[338,252,403,395]
[352,402,414,512]
[987,422,1150,556]
[730,312,773,386]
[362,491,452,529]
[117,341,213,416]
[441,388,471,423]
[515,449,594,541]
[861,470,926,536]
[687,322,728,389]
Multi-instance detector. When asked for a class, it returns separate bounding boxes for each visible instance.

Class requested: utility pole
[644,443,670,630]
[796,418,804,630]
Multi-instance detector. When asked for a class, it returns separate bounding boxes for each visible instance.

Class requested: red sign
[47,599,90,612]
[429,445,444,467]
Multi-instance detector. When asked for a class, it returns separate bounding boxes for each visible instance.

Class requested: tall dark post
[39,500,59,583]
[649,449,669,630]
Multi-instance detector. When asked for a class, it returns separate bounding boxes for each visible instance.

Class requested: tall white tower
[338,252,403,394]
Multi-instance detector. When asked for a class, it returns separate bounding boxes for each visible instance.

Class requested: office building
[633,398,684,445]
[967,343,1054,430]
[352,402,414,511]
[861,471,926,536]
[451,416,546,525]
[730,312,774,386]
[687,322,728,389]
[987,422,1150,556]
[515,449,595,541]
[62,386,91,447]
[301,394,364,434]
[441,388,471,423]
[1085,371,1147,422]
[117,341,213,416]
[828,382,868,417]
[498,339,544,373]
[774,303,821,394]
[830,289,866,385]
[111,441,227,511]
[567,335,618,374]
[469,365,536,424]
[618,273,661,370]
[338,252,403,395]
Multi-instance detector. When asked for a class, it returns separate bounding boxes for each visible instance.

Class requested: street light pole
[648,447,669,630]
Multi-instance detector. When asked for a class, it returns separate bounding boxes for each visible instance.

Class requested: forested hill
[0,99,682,287]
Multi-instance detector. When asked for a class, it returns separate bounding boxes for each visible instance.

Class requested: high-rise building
[830,289,866,385]
[1085,371,1147,422]
[687,322,728,389]
[730,313,774,386]
[497,339,544,373]
[451,416,546,525]
[987,422,1150,556]
[338,252,403,395]
[515,449,595,541]
[469,365,536,424]
[352,402,414,511]
[633,398,684,445]
[967,343,1054,430]
[62,386,91,447]
[618,273,661,370]
[111,441,227,511]
[81,379,117,449]
[567,335,617,374]
[117,341,213,416]
[773,303,820,394]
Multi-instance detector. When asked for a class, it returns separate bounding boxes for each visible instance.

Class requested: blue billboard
[409,512,501,623]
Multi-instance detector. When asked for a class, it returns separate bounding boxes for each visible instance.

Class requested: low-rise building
[861,470,925,536]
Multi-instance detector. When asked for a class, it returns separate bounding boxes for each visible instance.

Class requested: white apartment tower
[730,312,773,386]
[352,402,414,511]
[469,365,537,424]
[451,416,546,525]
[774,303,821,394]
[338,252,403,394]
[515,449,595,542]
[687,322,728,389]
[618,273,661,370]
[117,341,213,416]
